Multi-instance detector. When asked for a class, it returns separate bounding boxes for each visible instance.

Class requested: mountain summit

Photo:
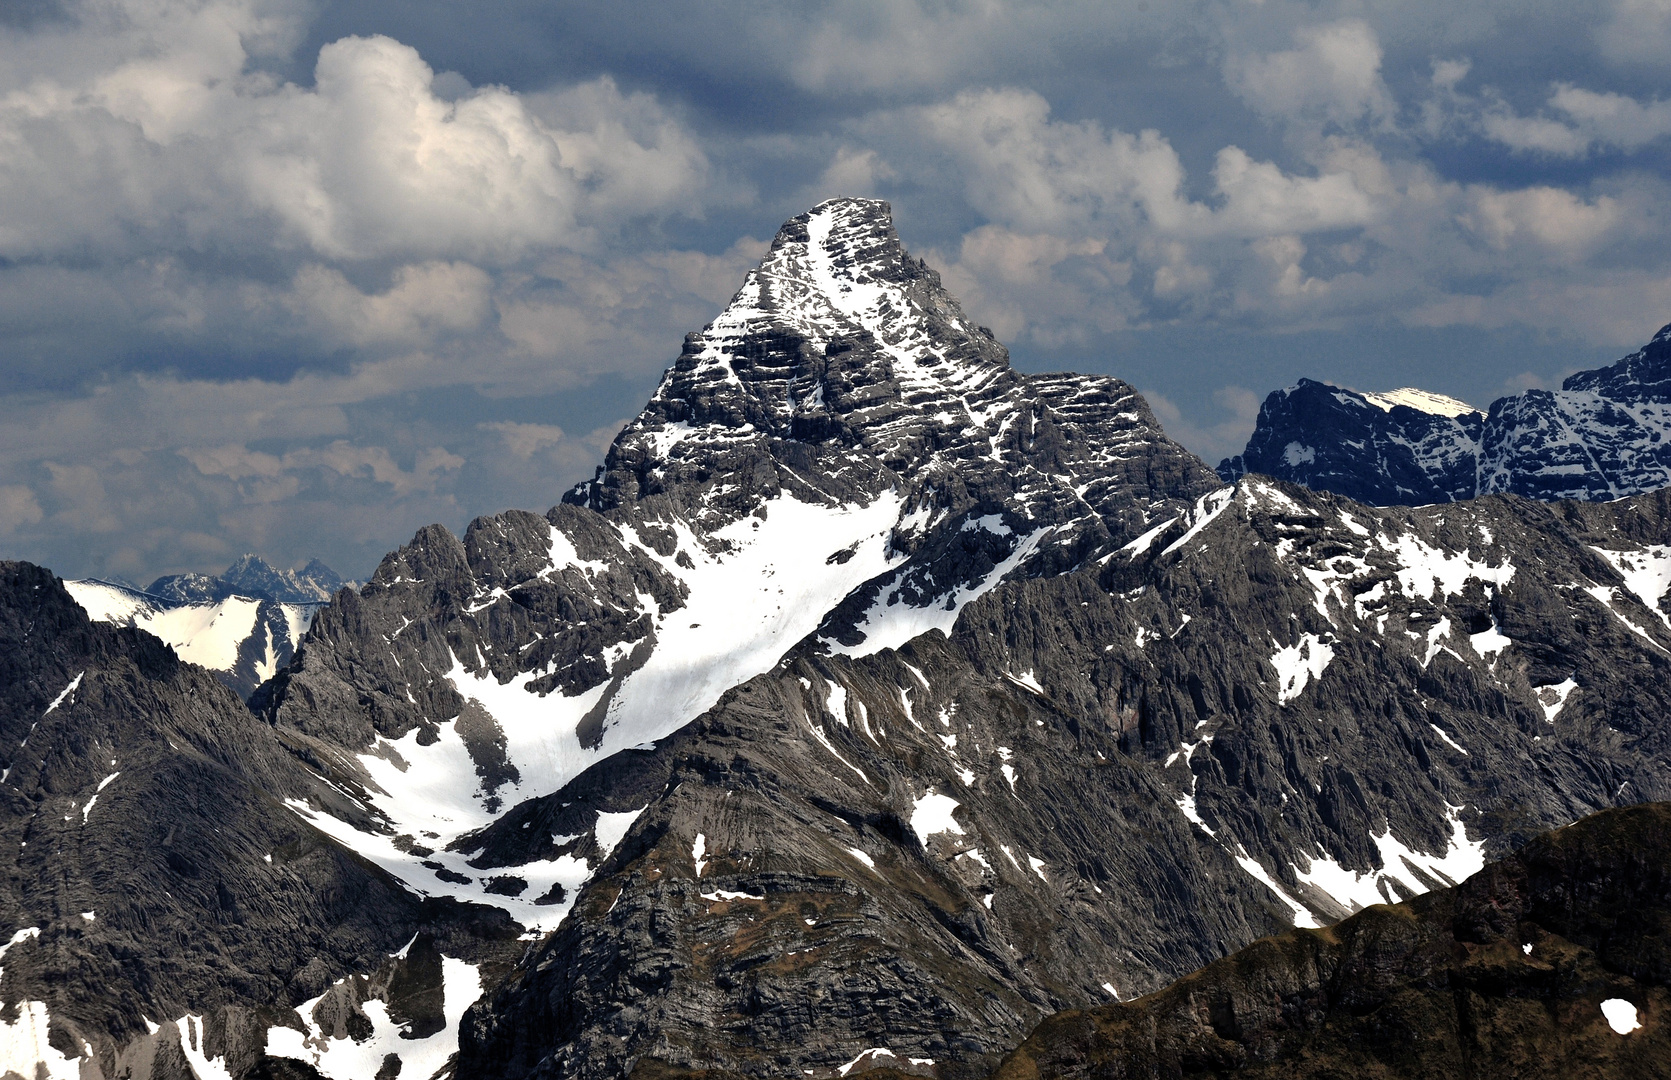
[148,554,345,605]
[6,199,1671,1080]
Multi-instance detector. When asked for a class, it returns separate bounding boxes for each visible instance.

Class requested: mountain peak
[147,554,344,604]
[570,198,1021,515]
[1222,319,1671,503]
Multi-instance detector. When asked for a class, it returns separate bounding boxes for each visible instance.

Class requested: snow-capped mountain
[1220,323,1671,504]
[5,199,1671,1080]
[148,554,346,605]
[61,560,338,700]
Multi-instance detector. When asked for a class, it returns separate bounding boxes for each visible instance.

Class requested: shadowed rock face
[992,801,1671,1080]
[0,561,522,1080]
[1221,322,1671,505]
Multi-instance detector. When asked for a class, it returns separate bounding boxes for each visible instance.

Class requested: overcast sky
[3,0,1670,584]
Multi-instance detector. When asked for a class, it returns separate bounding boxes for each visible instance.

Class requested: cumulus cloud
[481,422,566,460]
[0,13,716,266]
[861,78,1671,356]
[1225,20,1395,133]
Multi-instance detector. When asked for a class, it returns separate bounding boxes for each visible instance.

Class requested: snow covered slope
[62,578,321,699]
[1223,323,1671,503]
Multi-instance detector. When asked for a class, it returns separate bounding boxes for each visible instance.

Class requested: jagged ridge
[1221,323,1671,504]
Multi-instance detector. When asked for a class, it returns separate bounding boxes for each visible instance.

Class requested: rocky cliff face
[8,198,1671,1080]
[994,800,1671,1080]
[1221,324,1671,504]
[0,562,518,1080]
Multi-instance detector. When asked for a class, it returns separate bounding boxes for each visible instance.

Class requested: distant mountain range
[61,555,347,699]
[1220,323,1671,505]
[147,554,346,605]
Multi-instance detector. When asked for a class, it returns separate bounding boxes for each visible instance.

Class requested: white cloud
[1145,386,1263,464]
[6,0,1671,583]
[0,485,44,535]
[1225,20,1394,132]
[1596,0,1671,64]
[0,19,716,265]
[1442,75,1671,159]
[1550,84,1671,150]
[481,422,566,459]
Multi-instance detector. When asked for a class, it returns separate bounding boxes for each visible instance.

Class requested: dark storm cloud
[2,0,1671,584]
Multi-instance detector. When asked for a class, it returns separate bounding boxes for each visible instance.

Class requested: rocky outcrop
[149,555,346,606]
[1220,323,1671,504]
[993,801,1671,1079]
[0,561,518,1079]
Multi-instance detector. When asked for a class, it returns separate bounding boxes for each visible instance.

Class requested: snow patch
[1536,678,1578,723]
[824,681,849,727]
[266,956,482,1080]
[142,597,263,671]
[0,1001,80,1080]
[176,1015,236,1080]
[1428,724,1469,756]
[1008,670,1045,695]
[1293,805,1485,914]
[1592,545,1671,632]
[828,526,1055,658]
[1271,634,1334,704]
[1161,487,1236,556]
[1601,999,1641,1035]
[593,807,647,860]
[1361,388,1482,417]
[838,1048,898,1076]
[1231,849,1320,928]
[43,672,82,715]
[909,791,964,845]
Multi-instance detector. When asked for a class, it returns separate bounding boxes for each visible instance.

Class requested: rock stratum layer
[4,199,1671,1080]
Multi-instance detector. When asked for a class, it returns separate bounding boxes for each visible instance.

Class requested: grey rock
[1222,323,1671,503]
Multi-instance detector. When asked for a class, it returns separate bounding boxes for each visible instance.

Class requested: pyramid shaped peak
[690,197,1009,389]
[568,198,1023,512]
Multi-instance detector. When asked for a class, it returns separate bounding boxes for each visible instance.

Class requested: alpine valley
[3,199,1670,1080]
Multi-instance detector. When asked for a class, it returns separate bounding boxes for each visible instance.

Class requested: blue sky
[1,0,1668,583]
